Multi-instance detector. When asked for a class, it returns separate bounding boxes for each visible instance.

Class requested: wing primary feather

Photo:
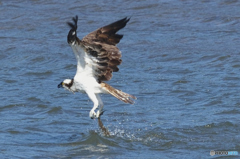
[67,15,79,44]
[82,17,130,46]
[67,22,75,29]
[67,15,78,30]
[100,17,130,34]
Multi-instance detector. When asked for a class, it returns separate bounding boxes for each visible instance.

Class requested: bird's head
[58,79,74,93]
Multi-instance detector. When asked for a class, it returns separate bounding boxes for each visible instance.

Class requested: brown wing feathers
[68,16,130,82]
[95,17,129,45]
[83,17,130,82]
[101,82,136,104]
[83,17,130,45]
[86,42,123,81]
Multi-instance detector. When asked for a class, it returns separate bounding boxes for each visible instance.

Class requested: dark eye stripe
[65,79,74,88]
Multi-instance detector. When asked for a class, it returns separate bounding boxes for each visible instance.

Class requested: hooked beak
[58,82,63,88]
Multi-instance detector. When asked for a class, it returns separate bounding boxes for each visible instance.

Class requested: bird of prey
[58,16,136,119]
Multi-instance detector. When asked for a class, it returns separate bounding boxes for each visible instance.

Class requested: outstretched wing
[82,17,130,46]
[67,16,130,82]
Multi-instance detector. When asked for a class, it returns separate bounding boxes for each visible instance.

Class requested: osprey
[58,16,136,119]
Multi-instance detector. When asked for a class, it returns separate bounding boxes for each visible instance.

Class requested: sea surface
[1,0,240,158]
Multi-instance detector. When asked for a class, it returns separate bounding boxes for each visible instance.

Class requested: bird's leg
[96,94,104,118]
[89,108,97,119]
[87,92,99,119]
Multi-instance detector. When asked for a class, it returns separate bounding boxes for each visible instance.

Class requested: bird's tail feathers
[101,82,136,104]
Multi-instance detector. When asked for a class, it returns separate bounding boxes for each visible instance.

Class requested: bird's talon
[96,110,105,118]
[89,110,97,119]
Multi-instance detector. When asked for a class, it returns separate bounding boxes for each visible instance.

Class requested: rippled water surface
[1,0,240,158]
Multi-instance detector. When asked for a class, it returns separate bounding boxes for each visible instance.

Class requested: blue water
[1,0,240,158]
